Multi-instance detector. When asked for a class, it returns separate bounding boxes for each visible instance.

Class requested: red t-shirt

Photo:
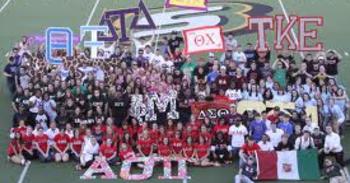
[7,140,21,156]
[214,124,229,135]
[119,148,135,161]
[100,144,116,159]
[54,133,70,152]
[71,136,84,154]
[158,143,171,157]
[14,126,27,136]
[149,129,160,142]
[137,138,153,156]
[182,130,199,142]
[171,138,183,154]
[195,143,209,159]
[267,114,279,124]
[102,134,118,145]
[182,143,194,158]
[241,143,260,156]
[35,134,49,153]
[166,128,175,141]
[129,125,139,138]
[22,133,34,151]
[199,132,213,144]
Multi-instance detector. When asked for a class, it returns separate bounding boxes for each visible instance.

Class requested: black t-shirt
[168,36,183,54]
[56,114,68,127]
[177,96,192,113]
[4,63,18,82]
[90,96,106,110]
[65,104,76,117]
[109,96,129,118]
[326,57,340,76]
[302,59,314,73]
[246,69,261,82]
[12,94,24,109]
[73,114,86,126]
[241,163,257,178]
[324,164,342,178]
[244,49,256,63]
[276,141,294,151]
[312,133,325,149]
[212,137,228,149]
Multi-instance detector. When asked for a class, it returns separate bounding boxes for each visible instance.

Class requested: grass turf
[0,0,350,182]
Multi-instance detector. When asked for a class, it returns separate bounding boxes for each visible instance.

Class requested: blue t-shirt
[249,120,267,142]
[277,121,294,135]
[207,71,219,84]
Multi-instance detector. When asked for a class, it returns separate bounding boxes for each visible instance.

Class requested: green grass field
[0,0,350,182]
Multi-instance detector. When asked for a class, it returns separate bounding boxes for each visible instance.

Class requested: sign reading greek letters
[183,26,225,55]
[80,157,117,180]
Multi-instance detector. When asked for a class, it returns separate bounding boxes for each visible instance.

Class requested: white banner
[183,26,224,55]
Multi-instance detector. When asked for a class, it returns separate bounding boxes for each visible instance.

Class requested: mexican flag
[255,150,320,180]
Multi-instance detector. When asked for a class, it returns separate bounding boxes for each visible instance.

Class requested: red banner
[191,99,234,120]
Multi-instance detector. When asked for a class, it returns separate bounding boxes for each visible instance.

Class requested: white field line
[278,0,305,58]
[85,0,101,25]
[0,0,12,14]
[17,162,31,183]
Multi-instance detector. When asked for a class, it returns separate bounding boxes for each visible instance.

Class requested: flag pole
[154,2,167,52]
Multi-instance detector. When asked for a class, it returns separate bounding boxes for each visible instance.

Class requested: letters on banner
[182,26,225,55]
[81,156,190,181]
[166,0,208,10]
[192,100,318,124]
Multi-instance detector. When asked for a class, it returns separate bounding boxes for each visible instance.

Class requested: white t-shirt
[150,54,165,66]
[232,51,247,68]
[35,114,48,130]
[143,52,155,61]
[303,123,317,133]
[294,137,315,150]
[225,89,242,101]
[160,60,174,73]
[228,124,248,148]
[45,128,59,146]
[225,38,237,49]
[19,74,30,89]
[273,94,290,103]
[94,67,105,82]
[81,137,100,163]
[59,67,69,81]
[29,96,42,113]
[324,132,343,153]
[258,141,274,151]
[266,129,284,147]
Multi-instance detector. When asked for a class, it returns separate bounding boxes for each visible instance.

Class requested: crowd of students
[3,32,350,182]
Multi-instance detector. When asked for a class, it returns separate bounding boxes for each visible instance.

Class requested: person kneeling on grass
[100,138,118,165]
[171,131,184,158]
[194,136,218,167]
[137,131,154,157]
[70,129,83,162]
[21,126,35,160]
[34,127,52,162]
[183,137,196,164]
[158,137,172,157]
[53,128,70,162]
[239,136,260,166]
[235,157,257,183]
[119,143,136,161]
[76,136,100,170]
[211,132,231,165]
[7,132,30,166]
